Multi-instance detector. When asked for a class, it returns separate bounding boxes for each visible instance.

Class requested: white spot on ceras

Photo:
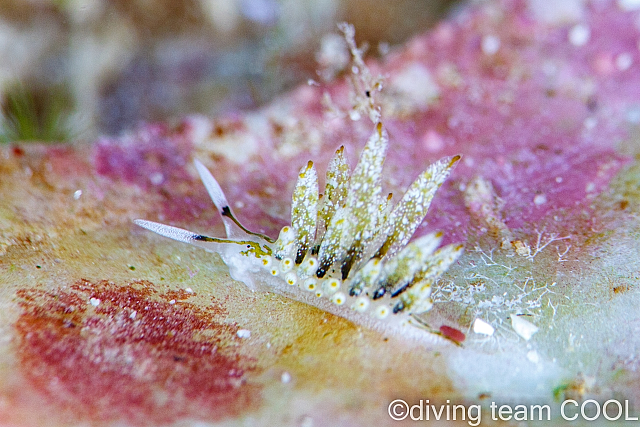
[280,258,294,273]
[324,278,341,294]
[285,272,298,286]
[569,24,590,46]
[281,372,292,383]
[352,296,370,312]
[303,278,317,291]
[331,292,346,305]
[89,297,100,306]
[73,189,82,200]
[374,305,390,319]
[237,329,251,339]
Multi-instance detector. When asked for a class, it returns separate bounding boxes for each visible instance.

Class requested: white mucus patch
[473,318,495,336]
[134,122,462,342]
[511,315,539,340]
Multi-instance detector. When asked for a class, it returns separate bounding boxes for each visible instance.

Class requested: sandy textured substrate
[3,0,640,425]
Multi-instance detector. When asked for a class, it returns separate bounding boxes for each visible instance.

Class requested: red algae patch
[14,279,260,426]
[439,325,466,345]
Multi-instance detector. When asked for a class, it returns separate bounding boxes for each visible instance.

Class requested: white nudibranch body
[134,122,463,341]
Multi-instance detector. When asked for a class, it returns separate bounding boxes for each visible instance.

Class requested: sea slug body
[135,122,463,341]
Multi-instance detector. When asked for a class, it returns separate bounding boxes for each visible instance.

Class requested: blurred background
[0,0,461,141]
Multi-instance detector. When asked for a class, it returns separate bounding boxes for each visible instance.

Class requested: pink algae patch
[91,0,637,246]
[94,123,216,224]
[14,279,260,426]
[94,124,192,189]
[280,1,634,245]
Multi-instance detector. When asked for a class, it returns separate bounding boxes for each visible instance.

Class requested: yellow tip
[376,122,383,135]
[450,155,462,167]
[299,160,314,178]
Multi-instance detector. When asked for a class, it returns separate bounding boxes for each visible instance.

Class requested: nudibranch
[135,122,463,339]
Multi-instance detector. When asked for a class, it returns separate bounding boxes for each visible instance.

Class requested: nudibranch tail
[135,122,463,339]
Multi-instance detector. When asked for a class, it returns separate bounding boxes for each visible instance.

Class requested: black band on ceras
[315,258,333,278]
[372,287,386,299]
[295,247,307,264]
[340,252,356,280]
[392,300,405,314]
[348,286,362,297]
[390,283,410,298]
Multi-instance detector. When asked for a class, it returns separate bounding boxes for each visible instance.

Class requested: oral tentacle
[133,219,272,258]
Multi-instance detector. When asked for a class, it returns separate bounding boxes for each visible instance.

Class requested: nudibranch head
[135,122,462,335]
